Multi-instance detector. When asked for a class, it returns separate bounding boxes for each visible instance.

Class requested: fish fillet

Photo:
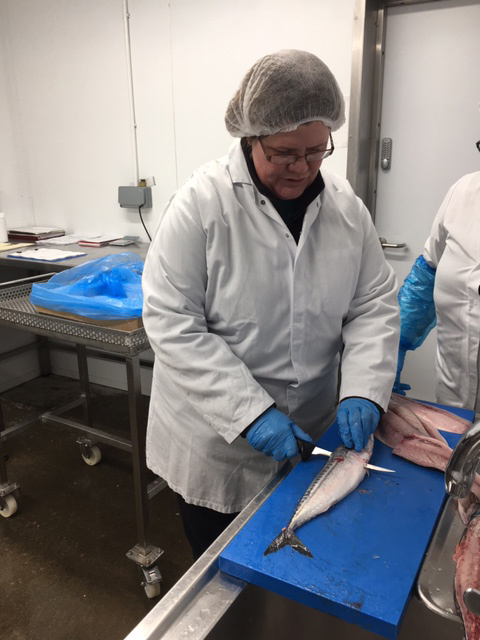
[453,515,480,640]
[390,394,448,442]
[389,395,429,432]
[392,434,452,470]
[376,410,428,448]
[392,393,471,434]
[391,433,480,523]
[264,436,374,558]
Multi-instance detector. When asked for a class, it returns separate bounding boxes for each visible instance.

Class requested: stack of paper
[36,234,83,246]
[7,248,87,262]
[77,234,122,247]
[7,226,65,242]
[0,242,35,252]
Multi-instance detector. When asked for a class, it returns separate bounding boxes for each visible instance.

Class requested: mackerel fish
[264,435,374,558]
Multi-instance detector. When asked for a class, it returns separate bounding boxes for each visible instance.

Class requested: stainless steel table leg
[37,336,51,376]
[125,353,163,597]
[0,398,20,517]
[76,343,93,428]
[73,344,101,465]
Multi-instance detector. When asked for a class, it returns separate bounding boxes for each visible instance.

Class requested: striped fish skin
[264,435,374,558]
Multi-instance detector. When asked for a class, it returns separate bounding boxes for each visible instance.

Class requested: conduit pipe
[123,0,140,187]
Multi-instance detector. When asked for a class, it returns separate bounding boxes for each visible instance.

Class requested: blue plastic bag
[30,253,144,320]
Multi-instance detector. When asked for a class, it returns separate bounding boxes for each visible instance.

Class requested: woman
[394,169,480,413]
[142,50,399,559]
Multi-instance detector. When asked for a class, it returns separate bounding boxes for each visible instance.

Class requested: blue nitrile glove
[398,255,437,352]
[392,347,411,396]
[336,398,381,452]
[245,407,312,462]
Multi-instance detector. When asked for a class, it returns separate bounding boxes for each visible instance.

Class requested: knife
[296,439,395,473]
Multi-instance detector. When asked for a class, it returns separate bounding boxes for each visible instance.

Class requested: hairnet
[225,50,346,138]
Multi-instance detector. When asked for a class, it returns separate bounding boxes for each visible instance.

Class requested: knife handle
[295,438,316,461]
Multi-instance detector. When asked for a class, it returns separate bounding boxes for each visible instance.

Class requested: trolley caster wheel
[144,582,161,599]
[0,494,18,518]
[81,445,102,466]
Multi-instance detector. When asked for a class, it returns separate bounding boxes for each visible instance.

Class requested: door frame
[346,0,451,219]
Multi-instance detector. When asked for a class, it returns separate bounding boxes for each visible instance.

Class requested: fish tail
[263,527,313,557]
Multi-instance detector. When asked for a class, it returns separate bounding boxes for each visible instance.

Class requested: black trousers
[176,493,239,561]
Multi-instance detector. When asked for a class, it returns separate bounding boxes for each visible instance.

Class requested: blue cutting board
[219,403,474,639]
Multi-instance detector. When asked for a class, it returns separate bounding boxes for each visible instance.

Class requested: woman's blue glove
[336,398,380,452]
[392,347,411,396]
[245,407,312,461]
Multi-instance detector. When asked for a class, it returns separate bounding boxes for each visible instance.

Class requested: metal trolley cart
[0,275,165,598]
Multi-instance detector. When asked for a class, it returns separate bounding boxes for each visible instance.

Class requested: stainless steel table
[0,275,165,597]
[0,242,150,272]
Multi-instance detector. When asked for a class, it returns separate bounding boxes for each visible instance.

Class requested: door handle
[379,237,406,249]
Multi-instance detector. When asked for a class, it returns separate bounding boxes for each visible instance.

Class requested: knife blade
[296,439,395,473]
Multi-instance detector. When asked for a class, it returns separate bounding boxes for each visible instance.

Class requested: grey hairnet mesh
[225,50,346,138]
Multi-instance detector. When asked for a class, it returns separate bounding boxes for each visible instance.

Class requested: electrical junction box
[118,186,152,209]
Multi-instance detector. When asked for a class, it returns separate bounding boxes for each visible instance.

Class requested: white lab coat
[423,171,480,411]
[142,140,399,513]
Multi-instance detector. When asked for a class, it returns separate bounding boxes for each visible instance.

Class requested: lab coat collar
[227,140,271,213]
[228,139,254,186]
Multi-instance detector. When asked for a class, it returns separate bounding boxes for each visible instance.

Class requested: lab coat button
[285,233,290,238]
[260,199,266,205]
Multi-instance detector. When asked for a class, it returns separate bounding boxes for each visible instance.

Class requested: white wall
[168,0,352,182]
[0,0,353,239]
[0,0,355,390]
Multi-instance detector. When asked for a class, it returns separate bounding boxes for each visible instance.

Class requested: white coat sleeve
[142,191,274,443]
[338,201,400,412]
[423,183,454,269]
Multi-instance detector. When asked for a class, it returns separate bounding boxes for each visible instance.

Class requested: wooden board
[219,403,473,639]
[34,305,143,331]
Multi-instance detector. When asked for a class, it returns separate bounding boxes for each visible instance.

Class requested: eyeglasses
[259,133,334,165]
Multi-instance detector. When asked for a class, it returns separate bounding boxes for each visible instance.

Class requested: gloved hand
[245,407,312,461]
[392,347,411,396]
[336,398,380,452]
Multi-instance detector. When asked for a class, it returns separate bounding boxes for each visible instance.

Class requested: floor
[0,375,194,640]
